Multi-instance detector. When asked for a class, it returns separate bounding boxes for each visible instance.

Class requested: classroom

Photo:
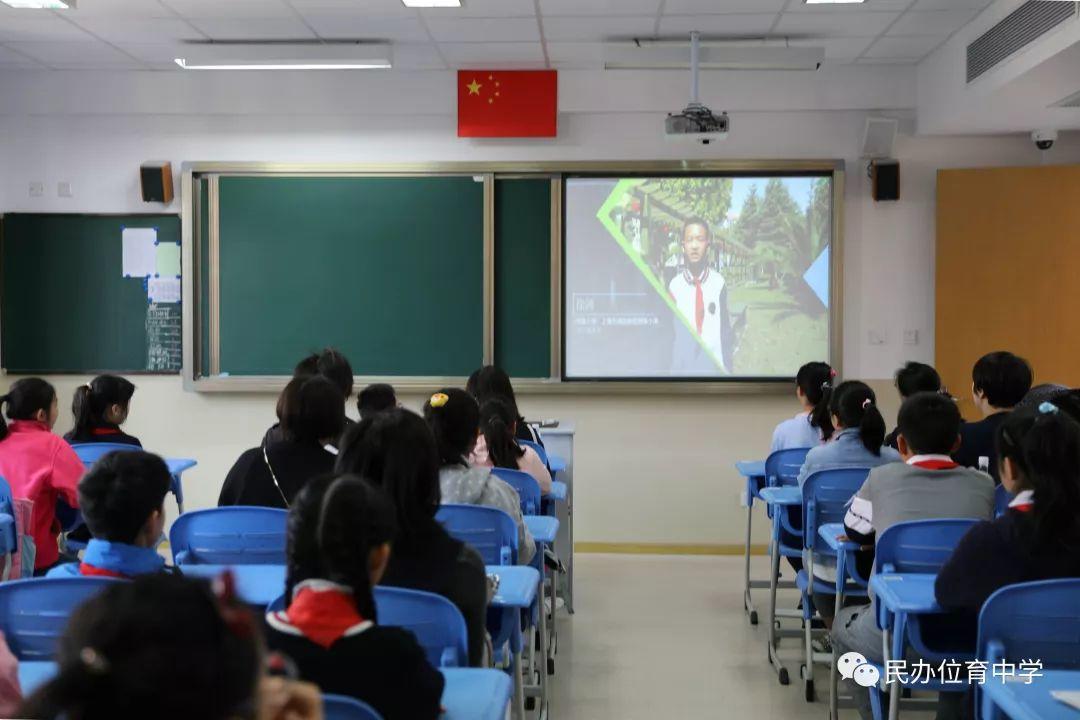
[0,0,1079,718]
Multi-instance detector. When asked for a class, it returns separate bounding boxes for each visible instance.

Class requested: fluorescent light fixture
[402,0,461,6]
[1,0,75,7]
[804,0,865,4]
[604,43,824,71]
[175,43,391,71]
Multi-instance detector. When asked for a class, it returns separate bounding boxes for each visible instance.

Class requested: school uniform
[770,411,822,453]
[667,266,733,374]
[262,417,355,450]
[952,412,1009,483]
[63,423,142,448]
[265,580,444,720]
[439,462,536,565]
[46,538,165,578]
[0,420,85,570]
[218,439,336,509]
[470,436,552,494]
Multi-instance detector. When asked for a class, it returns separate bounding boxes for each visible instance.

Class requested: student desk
[179,564,284,608]
[981,670,1080,720]
[165,458,197,513]
[538,423,574,613]
[757,484,803,684]
[819,522,863,717]
[441,668,513,720]
[18,661,57,696]
[523,515,559,545]
[735,459,768,626]
[486,565,539,720]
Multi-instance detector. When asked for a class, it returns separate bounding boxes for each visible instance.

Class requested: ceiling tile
[887,9,978,37]
[855,56,916,65]
[539,0,661,15]
[863,35,946,59]
[390,41,445,69]
[546,41,603,67]
[0,43,46,67]
[421,0,535,18]
[787,36,874,62]
[912,0,994,9]
[189,17,317,40]
[542,15,655,42]
[775,11,901,37]
[286,0,413,15]
[659,13,777,36]
[439,41,544,66]
[785,0,911,11]
[664,0,786,12]
[302,14,429,41]
[4,40,143,67]
[425,17,539,43]
[67,17,205,43]
[62,0,177,17]
[115,42,189,63]
[0,15,95,42]
[160,0,295,19]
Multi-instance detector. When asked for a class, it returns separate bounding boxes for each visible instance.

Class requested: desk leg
[766,510,790,685]
[538,582,549,712]
[511,649,525,720]
[743,483,758,625]
[566,476,574,615]
[829,568,844,719]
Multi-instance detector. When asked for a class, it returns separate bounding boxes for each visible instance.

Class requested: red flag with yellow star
[457,70,557,138]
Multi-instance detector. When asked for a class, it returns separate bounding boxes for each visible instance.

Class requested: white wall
[2,67,1079,546]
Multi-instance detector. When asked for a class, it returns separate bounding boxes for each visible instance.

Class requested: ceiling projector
[665,103,729,144]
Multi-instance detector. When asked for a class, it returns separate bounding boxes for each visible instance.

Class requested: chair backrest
[0,476,17,552]
[436,504,518,565]
[375,586,468,668]
[70,442,141,468]
[169,507,288,565]
[874,518,979,574]
[802,468,871,553]
[765,447,811,487]
[518,439,550,468]
[0,577,123,660]
[993,484,1014,518]
[491,467,540,516]
[323,694,384,720]
[978,578,1080,669]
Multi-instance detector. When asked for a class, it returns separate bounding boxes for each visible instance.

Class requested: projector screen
[564,174,833,380]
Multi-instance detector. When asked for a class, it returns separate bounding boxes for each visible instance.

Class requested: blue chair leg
[869,682,885,720]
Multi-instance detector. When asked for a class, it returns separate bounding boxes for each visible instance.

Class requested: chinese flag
[457,70,557,138]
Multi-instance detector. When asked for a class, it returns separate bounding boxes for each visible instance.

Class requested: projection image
[564,175,832,380]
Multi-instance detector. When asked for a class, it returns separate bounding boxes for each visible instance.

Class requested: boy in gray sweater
[833,392,995,720]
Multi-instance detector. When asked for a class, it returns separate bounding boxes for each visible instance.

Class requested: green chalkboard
[1,214,182,373]
[215,176,485,377]
[494,178,551,378]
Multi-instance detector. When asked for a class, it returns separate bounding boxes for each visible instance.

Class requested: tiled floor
[548,553,830,720]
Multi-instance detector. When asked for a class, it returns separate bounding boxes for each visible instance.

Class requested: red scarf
[78,563,126,578]
[281,583,369,649]
[683,266,709,334]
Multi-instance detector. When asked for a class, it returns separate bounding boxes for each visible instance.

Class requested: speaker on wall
[871,160,900,202]
[140,161,173,203]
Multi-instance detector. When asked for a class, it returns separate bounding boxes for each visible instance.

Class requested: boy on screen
[668,217,733,374]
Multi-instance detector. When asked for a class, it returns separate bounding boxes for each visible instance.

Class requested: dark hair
[423,388,479,467]
[0,378,57,441]
[479,398,525,470]
[20,574,260,720]
[467,366,525,427]
[280,375,345,445]
[71,375,136,440]
[293,348,353,397]
[996,406,1080,549]
[829,381,886,455]
[894,362,941,399]
[1017,383,1070,411]
[897,391,962,456]
[972,351,1033,409]
[682,216,711,242]
[358,383,397,421]
[293,353,320,378]
[796,362,835,440]
[335,409,441,545]
[78,451,170,545]
[285,474,396,620]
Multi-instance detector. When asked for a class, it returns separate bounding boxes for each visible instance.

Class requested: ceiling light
[1,0,75,7]
[804,0,866,4]
[402,0,461,7]
[174,43,391,71]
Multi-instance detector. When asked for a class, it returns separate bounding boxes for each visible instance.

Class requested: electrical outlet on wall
[28,182,44,198]
[903,329,919,346]
[57,181,73,198]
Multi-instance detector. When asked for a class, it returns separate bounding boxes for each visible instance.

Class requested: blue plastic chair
[71,443,189,513]
[323,694,384,720]
[518,439,549,468]
[0,476,18,559]
[977,579,1080,720]
[992,485,1014,518]
[0,577,122,660]
[492,467,541,517]
[797,468,871,702]
[169,507,287,566]
[437,504,518,566]
[766,447,812,488]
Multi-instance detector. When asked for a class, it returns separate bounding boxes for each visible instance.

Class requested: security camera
[1032,130,1058,151]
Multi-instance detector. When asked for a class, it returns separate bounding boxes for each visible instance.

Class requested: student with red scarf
[64,375,141,447]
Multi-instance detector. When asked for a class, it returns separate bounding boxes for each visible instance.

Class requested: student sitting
[425,389,535,565]
[885,362,943,449]
[0,379,85,575]
[264,347,355,447]
[953,351,1032,482]
[797,381,900,626]
[266,474,443,719]
[471,398,552,494]
[1016,382,1069,410]
[220,376,343,509]
[832,391,996,720]
[771,361,833,452]
[936,398,1080,622]
[47,451,170,579]
[63,375,141,447]
[19,573,321,720]
[358,383,397,421]
[467,365,542,445]
[336,410,488,667]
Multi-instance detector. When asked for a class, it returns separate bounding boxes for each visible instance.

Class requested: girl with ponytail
[771,362,834,451]
[64,374,140,447]
[471,398,552,493]
[936,399,1080,614]
[267,474,443,720]
[0,378,85,573]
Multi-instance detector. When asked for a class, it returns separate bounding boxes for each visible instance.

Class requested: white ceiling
[0,0,997,71]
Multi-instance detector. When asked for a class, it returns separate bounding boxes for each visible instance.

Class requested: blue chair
[0,476,18,560]
[492,467,541,517]
[323,694,383,720]
[437,504,518,566]
[71,443,190,513]
[992,485,1014,518]
[766,447,812,487]
[169,507,287,566]
[798,468,871,703]
[518,439,549,468]
[0,577,122,660]
[977,579,1080,720]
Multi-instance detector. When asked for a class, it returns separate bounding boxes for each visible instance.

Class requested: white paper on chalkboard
[147,277,181,304]
[122,227,157,277]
